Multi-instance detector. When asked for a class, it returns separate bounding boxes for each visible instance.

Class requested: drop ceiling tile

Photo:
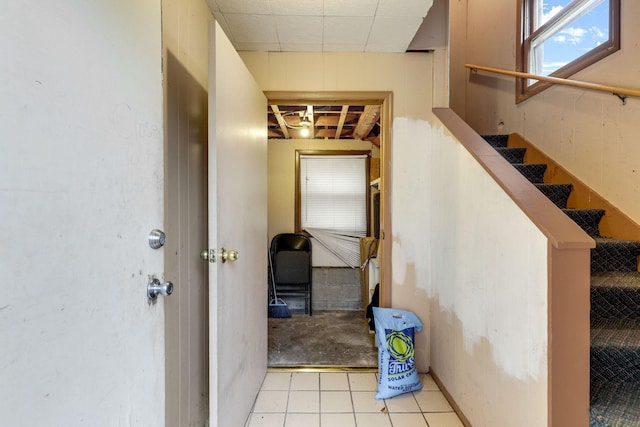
[366,16,424,51]
[206,0,221,13]
[323,16,372,46]
[214,14,233,39]
[215,0,272,14]
[324,0,378,17]
[269,0,324,16]
[225,13,279,43]
[280,43,323,52]
[376,0,433,17]
[275,15,323,44]
[234,41,283,51]
[322,43,366,52]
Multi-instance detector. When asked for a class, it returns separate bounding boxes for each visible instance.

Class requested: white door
[208,22,268,427]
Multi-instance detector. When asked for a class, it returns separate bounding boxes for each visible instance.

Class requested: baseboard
[429,369,473,427]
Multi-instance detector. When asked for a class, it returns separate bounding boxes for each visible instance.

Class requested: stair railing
[465,63,640,105]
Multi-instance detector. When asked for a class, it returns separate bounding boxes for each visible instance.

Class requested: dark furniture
[269,233,312,315]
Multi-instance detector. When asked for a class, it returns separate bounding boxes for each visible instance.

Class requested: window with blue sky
[517,0,620,101]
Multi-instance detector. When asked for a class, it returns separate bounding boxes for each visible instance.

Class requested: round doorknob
[200,249,211,261]
[220,248,238,263]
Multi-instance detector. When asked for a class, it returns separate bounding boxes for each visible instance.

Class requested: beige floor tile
[321,413,356,427]
[384,392,421,413]
[247,413,286,427]
[348,373,378,391]
[287,390,320,413]
[320,391,353,413]
[253,390,289,413]
[285,413,319,427]
[413,390,453,413]
[351,391,386,413]
[423,412,465,427]
[291,372,319,390]
[421,373,440,391]
[389,413,429,426]
[354,412,392,427]
[262,372,292,390]
[320,372,350,390]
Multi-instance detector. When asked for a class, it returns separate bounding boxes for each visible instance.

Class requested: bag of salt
[373,307,423,400]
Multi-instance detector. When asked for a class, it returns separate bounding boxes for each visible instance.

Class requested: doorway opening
[265,91,392,368]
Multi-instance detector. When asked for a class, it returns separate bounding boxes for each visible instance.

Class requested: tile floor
[246,371,465,427]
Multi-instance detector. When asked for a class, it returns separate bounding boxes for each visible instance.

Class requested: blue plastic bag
[373,307,423,399]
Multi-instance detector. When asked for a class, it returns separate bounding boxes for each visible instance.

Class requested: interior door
[207,21,268,427]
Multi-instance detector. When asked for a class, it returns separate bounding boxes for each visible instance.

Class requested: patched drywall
[418,117,549,426]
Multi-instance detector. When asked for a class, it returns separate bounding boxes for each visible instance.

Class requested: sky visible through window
[536,0,609,75]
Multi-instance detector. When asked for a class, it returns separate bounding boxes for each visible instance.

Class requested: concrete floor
[268,310,378,368]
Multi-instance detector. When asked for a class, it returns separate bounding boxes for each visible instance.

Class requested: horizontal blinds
[300,155,367,236]
[304,228,362,268]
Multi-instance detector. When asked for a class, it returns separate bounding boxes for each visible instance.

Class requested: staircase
[482,134,640,427]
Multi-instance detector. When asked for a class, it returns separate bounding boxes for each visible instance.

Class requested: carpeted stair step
[481,134,509,148]
[591,272,640,320]
[592,237,640,272]
[591,317,640,383]
[512,163,547,183]
[563,209,605,237]
[590,380,640,427]
[495,147,526,164]
[535,183,573,209]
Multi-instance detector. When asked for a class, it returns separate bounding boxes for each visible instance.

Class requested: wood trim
[514,0,621,102]
[294,149,371,234]
[429,370,472,427]
[547,244,591,427]
[466,63,640,100]
[268,91,393,308]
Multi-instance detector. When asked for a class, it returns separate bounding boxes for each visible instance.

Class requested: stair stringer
[508,133,640,243]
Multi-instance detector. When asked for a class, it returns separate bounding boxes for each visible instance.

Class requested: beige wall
[241,51,436,370]
[450,0,640,224]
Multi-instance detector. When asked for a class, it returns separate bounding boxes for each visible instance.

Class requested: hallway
[268,310,377,368]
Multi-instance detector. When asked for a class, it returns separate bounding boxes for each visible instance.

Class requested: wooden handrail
[465,63,640,103]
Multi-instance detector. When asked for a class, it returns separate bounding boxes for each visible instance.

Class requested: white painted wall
[421,118,549,426]
[241,51,435,369]
[0,2,165,425]
[450,0,640,225]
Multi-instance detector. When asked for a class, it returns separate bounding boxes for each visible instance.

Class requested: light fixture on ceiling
[299,115,311,127]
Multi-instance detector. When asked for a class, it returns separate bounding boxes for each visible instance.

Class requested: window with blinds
[295,151,370,237]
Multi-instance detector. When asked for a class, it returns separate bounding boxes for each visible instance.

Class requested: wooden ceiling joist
[270,104,290,139]
[353,105,380,140]
[334,105,349,139]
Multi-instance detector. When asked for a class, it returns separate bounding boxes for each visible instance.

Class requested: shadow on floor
[268,310,378,368]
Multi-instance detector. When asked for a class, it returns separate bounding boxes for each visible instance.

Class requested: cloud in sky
[552,26,588,44]
[541,5,565,25]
